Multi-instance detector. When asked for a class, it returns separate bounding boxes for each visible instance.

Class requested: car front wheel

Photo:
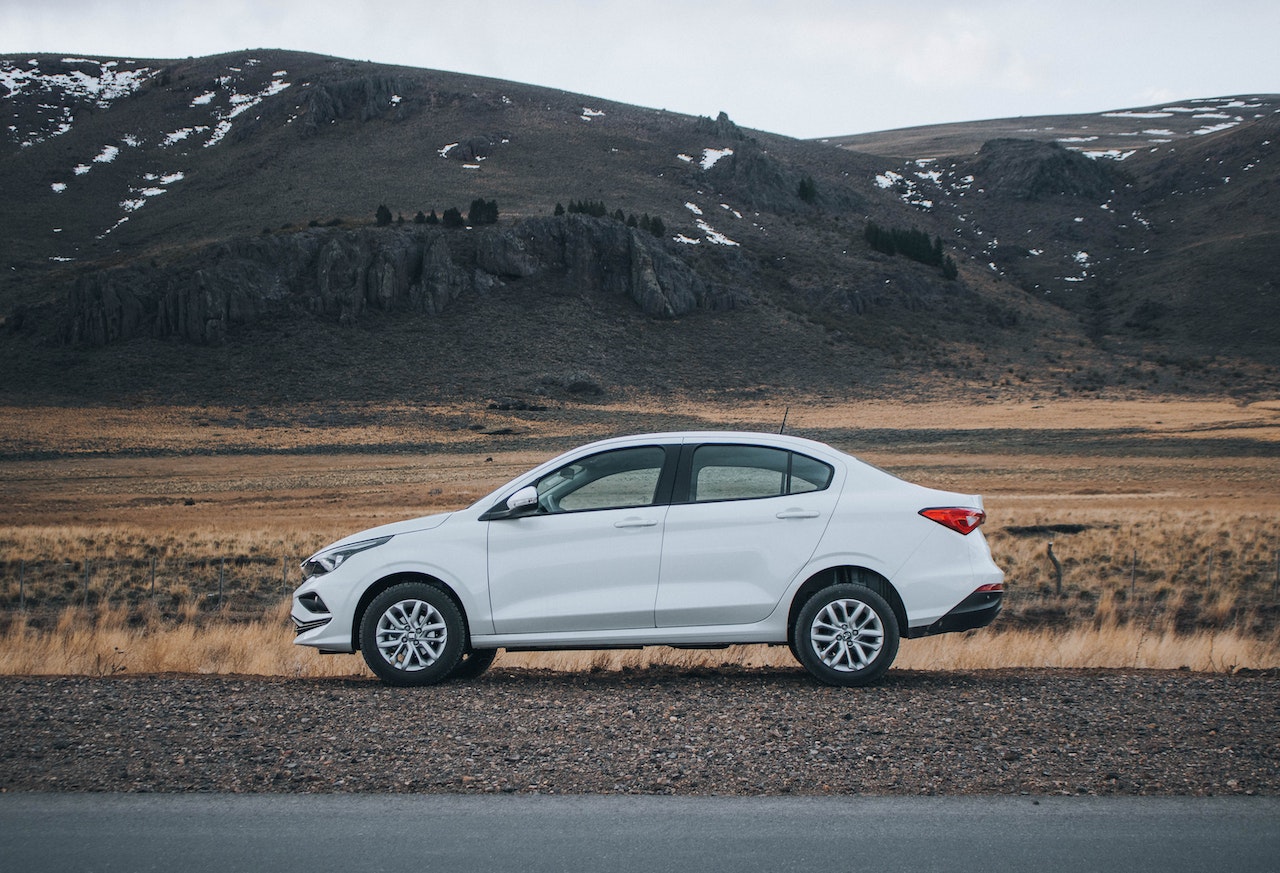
[359,582,465,686]
[794,584,899,686]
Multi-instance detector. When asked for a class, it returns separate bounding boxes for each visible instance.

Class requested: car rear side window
[789,452,835,493]
[690,445,833,502]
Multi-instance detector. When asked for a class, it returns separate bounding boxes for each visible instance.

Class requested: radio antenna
[778,406,790,434]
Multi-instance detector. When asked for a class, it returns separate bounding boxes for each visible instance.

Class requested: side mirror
[506,486,539,513]
[480,485,540,521]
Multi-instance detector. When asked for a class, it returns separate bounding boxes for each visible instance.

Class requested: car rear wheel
[794,584,899,686]
[360,582,464,686]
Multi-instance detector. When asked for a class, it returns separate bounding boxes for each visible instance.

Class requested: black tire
[793,583,899,687]
[359,582,465,686]
[447,647,498,681]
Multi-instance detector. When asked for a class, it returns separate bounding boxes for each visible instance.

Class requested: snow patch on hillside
[1,57,151,107]
[678,201,740,246]
[700,148,733,170]
[677,148,735,170]
[98,170,187,238]
[200,69,292,147]
[1,57,153,146]
[874,168,934,209]
[163,126,209,146]
[1082,148,1137,161]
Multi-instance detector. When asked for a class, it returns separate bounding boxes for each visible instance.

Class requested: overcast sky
[2,0,1275,139]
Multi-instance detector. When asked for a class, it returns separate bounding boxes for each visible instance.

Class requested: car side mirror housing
[480,485,540,521]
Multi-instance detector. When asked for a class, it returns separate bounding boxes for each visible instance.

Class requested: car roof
[570,430,850,459]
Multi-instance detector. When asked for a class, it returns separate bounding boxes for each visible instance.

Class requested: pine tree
[554,203,565,216]
[865,221,895,255]
[442,207,464,228]
[413,210,427,224]
[375,204,392,227]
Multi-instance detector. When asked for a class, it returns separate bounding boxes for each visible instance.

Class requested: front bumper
[290,586,356,653]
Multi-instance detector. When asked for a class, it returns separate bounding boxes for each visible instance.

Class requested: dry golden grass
[3,396,1279,676]
[2,600,1275,677]
[5,503,1275,636]
[0,601,362,679]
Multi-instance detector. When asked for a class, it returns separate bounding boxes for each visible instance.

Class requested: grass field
[2,395,1278,676]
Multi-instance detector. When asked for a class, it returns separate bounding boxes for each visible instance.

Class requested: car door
[486,444,674,634]
[655,443,840,627]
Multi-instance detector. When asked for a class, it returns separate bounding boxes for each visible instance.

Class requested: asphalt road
[3,794,1278,872]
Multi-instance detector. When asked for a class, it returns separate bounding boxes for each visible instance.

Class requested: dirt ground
[3,396,1279,535]
[2,668,1276,795]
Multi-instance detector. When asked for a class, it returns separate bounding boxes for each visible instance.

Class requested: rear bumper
[906,588,1003,639]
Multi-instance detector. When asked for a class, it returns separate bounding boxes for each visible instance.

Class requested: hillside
[1,50,1277,405]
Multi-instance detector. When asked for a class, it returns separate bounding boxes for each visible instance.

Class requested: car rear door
[654,442,840,627]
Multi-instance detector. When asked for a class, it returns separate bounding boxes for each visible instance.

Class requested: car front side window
[534,446,669,513]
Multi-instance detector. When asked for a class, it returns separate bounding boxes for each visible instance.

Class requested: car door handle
[614,517,659,528]
[776,509,820,519]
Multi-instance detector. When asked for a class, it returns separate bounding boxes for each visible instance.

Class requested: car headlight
[302,536,392,578]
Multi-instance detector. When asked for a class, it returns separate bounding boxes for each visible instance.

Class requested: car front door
[486,444,674,634]
[655,443,840,627]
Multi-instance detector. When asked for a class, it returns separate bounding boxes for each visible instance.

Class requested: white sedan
[292,432,1004,686]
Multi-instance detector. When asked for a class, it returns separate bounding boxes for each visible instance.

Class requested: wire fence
[1,554,301,615]
[2,544,1278,617]
[1013,545,1280,599]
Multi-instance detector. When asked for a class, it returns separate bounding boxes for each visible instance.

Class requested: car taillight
[920,507,985,535]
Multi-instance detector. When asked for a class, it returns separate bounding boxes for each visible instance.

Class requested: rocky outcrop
[695,111,746,142]
[60,216,741,345]
[703,139,864,213]
[971,139,1118,201]
[300,75,408,134]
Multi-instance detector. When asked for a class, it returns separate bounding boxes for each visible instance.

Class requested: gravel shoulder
[2,668,1276,796]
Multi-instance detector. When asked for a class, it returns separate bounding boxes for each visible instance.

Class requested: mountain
[1,50,1277,405]
[822,96,1276,159]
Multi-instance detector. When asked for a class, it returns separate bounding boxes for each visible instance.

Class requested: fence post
[19,559,25,611]
[1206,552,1213,588]
[1047,539,1064,597]
[218,557,225,607]
[282,555,288,595]
[150,555,156,598]
[83,559,91,607]
[1130,550,1137,598]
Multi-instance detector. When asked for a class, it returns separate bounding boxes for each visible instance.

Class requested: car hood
[319,511,453,552]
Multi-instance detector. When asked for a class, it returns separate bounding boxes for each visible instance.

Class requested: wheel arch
[351,572,471,653]
[788,566,907,640]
